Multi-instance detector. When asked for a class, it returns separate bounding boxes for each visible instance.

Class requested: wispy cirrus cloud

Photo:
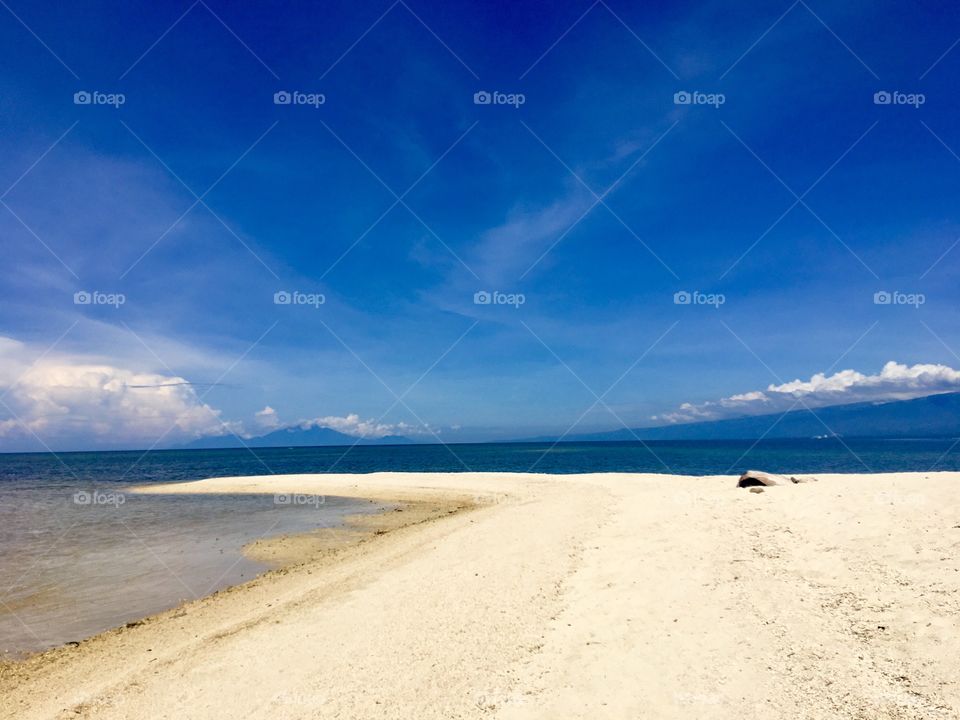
[468,187,596,285]
[655,362,960,424]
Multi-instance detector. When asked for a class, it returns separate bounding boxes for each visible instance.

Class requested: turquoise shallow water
[1,439,958,657]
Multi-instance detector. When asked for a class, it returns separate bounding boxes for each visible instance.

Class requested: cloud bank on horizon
[0,336,426,448]
[654,362,960,425]
[3,333,959,448]
[253,406,428,440]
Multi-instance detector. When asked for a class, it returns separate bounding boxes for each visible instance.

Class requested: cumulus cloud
[255,405,281,430]
[655,362,960,424]
[299,413,426,439]
[0,333,432,449]
[0,335,237,449]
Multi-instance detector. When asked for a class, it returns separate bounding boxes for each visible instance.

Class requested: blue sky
[1,0,960,450]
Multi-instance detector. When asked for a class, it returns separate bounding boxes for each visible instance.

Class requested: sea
[1,438,958,657]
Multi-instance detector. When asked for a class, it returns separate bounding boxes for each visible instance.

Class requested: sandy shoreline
[2,471,959,719]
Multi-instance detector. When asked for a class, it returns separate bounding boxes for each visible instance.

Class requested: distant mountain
[184,425,412,449]
[536,392,960,442]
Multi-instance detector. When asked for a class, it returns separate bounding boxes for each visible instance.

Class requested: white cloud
[0,335,237,448]
[655,361,960,424]
[255,405,281,429]
[470,190,594,284]
[0,333,433,449]
[300,413,425,439]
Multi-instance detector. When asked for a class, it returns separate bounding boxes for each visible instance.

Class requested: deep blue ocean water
[2,437,953,483]
[1,438,958,657]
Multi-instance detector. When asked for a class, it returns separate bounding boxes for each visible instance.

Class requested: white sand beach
[2,471,959,719]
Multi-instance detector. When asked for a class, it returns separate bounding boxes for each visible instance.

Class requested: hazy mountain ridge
[184,425,413,449]
[185,393,960,449]
[530,392,960,442]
